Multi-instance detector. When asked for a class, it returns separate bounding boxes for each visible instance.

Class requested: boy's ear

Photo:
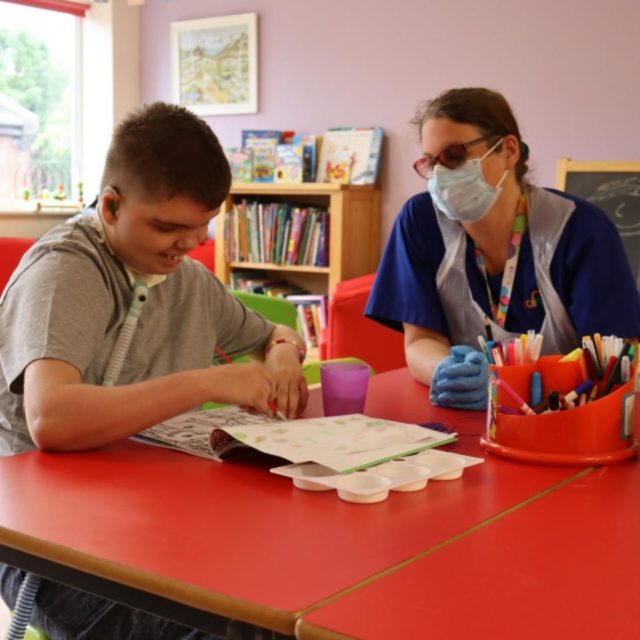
[100,187,120,223]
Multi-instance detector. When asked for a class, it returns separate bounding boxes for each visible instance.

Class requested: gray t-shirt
[0,215,274,454]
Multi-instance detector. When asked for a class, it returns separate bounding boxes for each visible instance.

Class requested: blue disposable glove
[430,345,488,411]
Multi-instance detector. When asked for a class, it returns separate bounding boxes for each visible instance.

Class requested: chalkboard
[556,158,640,291]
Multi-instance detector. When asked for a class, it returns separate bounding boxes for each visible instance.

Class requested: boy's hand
[210,362,276,415]
[264,348,308,419]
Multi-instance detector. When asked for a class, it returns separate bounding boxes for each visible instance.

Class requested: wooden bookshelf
[215,183,381,295]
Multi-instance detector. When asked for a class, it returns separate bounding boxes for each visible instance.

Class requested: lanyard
[474,192,528,328]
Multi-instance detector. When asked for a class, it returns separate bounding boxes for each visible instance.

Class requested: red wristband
[265,338,306,363]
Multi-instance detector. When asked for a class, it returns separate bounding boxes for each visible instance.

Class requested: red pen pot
[482,355,638,466]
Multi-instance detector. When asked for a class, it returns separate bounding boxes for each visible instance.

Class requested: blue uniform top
[366,188,640,340]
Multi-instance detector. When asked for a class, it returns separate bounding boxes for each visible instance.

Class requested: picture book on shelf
[316,127,383,185]
[287,294,327,348]
[292,133,319,182]
[137,406,457,473]
[241,130,281,182]
[274,144,304,183]
[225,147,253,183]
[319,145,354,184]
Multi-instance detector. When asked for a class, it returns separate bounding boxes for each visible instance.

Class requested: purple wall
[140,0,640,246]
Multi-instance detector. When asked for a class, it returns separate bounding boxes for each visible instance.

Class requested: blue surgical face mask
[427,138,507,223]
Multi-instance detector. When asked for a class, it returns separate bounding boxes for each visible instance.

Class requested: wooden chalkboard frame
[555,157,640,292]
[555,158,640,190]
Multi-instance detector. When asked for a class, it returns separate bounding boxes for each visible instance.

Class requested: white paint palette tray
[270,449,484,504]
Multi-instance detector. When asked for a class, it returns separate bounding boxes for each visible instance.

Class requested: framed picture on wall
[170,13,258,116]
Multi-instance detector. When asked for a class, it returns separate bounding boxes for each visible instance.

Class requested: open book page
[137,407,284,461]
[138,407,456,472]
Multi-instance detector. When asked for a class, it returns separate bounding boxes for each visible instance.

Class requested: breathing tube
[6,279,149,639]
[102,280,150,385]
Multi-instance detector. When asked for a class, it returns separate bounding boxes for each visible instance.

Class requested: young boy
[0,102,307,639]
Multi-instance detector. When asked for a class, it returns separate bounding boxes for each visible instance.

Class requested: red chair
[0,237,213,294]
[186,239,215,271]
[0,237,35,294]
[321,273,406,374]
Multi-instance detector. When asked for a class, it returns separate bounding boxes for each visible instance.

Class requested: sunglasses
[412,133,498,179]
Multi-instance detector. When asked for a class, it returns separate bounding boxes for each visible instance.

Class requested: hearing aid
[102,185,120,217]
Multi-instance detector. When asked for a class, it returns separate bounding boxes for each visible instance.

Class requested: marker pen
[603,341,632,395]
[530,372,542,406]
[620,355,631,384]
[532,397,549,414]
[268,400,287,421]
[559,347,583,363]
[545,391,560,413]
[498,404,521,415]
[563,380,595,406]
[529,333,544,363]
[496,378,536,416]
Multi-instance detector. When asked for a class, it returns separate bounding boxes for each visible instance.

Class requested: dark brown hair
[412,87,530,184]
[100,102,231,209]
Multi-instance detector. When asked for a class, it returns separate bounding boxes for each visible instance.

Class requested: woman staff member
[366,87,640,410]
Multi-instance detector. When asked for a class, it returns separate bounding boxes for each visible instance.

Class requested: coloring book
[137,406,456,473]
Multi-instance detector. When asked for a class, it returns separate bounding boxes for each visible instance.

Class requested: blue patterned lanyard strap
[474,192,528,328]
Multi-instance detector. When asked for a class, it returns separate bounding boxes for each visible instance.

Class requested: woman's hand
[429,345,488,410]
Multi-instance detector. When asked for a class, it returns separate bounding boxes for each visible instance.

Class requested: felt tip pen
[620,355,630,384]
[545,391,560,413]
[496,378,536,416]
[563,379,595,405]
[268,400,288,421]
[529,333,544,363]
[532,397,549,414]
[530,372,542,406]
[498,404,521,415]
[559,347,583,363]
[603,341,632,395]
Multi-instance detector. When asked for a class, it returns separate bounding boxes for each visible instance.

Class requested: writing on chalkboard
[556,159,640,291]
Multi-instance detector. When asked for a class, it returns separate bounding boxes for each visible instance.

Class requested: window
[0,1,82,211]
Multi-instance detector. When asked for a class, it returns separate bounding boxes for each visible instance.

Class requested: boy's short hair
[100,102,231,210]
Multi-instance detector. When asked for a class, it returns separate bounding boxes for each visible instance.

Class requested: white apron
[434,186,579,355]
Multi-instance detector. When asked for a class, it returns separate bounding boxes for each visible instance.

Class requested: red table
[297,458,639,640]
[0,369,587,635]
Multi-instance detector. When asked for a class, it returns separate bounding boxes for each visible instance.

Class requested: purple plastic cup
[320,362,370,417]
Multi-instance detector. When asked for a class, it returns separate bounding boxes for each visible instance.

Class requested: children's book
[137,406,457,473]
[242,130,281,182]
[319,146,354,184]
[225,147,253,183]
[316,127,383,185]
[292,133,318,182]
[274,144,304,183]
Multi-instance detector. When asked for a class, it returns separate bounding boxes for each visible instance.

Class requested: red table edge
[0,524,297,635]
[293,466,594,639]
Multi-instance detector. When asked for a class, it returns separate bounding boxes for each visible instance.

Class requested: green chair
[302,357,374,386]
[229,290,298,330]
[203,291,301,410]
[25,624,48,640]
[8,617,48,640]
